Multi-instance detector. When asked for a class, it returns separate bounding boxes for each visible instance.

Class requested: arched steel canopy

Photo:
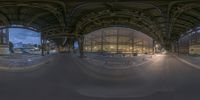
[0,0,200,48]
[0,0,66,34]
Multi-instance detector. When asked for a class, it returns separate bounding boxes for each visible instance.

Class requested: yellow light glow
[110,46,114,49]
[156,44,159,48]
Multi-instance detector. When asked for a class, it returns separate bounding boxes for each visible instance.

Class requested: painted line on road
[135,59,153,67]
[173,55,200,69]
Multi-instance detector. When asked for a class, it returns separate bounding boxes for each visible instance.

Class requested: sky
[74,41,79,48]
[9,28,41,45]
[9,28,79,48]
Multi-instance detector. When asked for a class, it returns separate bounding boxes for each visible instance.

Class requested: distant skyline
[9,28,41,45]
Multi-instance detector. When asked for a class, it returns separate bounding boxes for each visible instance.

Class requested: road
[0,54,200,100]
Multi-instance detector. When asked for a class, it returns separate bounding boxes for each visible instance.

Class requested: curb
[0,57,53,72]
[173,54,200,69]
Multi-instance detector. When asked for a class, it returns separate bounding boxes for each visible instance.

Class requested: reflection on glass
[84,27,153,54]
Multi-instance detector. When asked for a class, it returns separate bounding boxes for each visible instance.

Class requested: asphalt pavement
[0,54,200,100]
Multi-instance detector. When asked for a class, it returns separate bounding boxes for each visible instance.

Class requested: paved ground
[76,54,153,79]
[0,54,53,68]
[174,54,200,67]
[0,54,200,100]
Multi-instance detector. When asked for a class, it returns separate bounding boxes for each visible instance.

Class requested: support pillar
[45,39,49,55]
[68,39,72,53]
[177,40,180,56]
[101,31,104,53]
[72,39,76,53]
[153,40,155,55]
[131,32,134,54]
[142,40,144,54]
[78,35,85,57]
[116,29,119,54]
[90,36,92,52]
[41,35,45,56]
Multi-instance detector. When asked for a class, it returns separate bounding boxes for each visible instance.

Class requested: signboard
[189,45,200,55]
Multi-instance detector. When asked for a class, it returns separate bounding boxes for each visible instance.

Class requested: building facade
[178,28,200,55]
[84,27,154,54]
[0,29,9,55]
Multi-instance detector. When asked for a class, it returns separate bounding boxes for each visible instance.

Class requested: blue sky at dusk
[9,28,41,45]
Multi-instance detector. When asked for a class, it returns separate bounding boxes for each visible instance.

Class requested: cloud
[9,28,41,44]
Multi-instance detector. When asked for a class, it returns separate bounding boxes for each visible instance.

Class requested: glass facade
[84,27,153,54]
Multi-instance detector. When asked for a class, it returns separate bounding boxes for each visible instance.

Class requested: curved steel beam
[0,25,39,32]
[0,2,65,28]
[26,12,50,26]
[0,12,9,25]
[75,9,160,34]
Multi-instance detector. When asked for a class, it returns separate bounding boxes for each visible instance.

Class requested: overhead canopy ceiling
[0,0,200,47]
